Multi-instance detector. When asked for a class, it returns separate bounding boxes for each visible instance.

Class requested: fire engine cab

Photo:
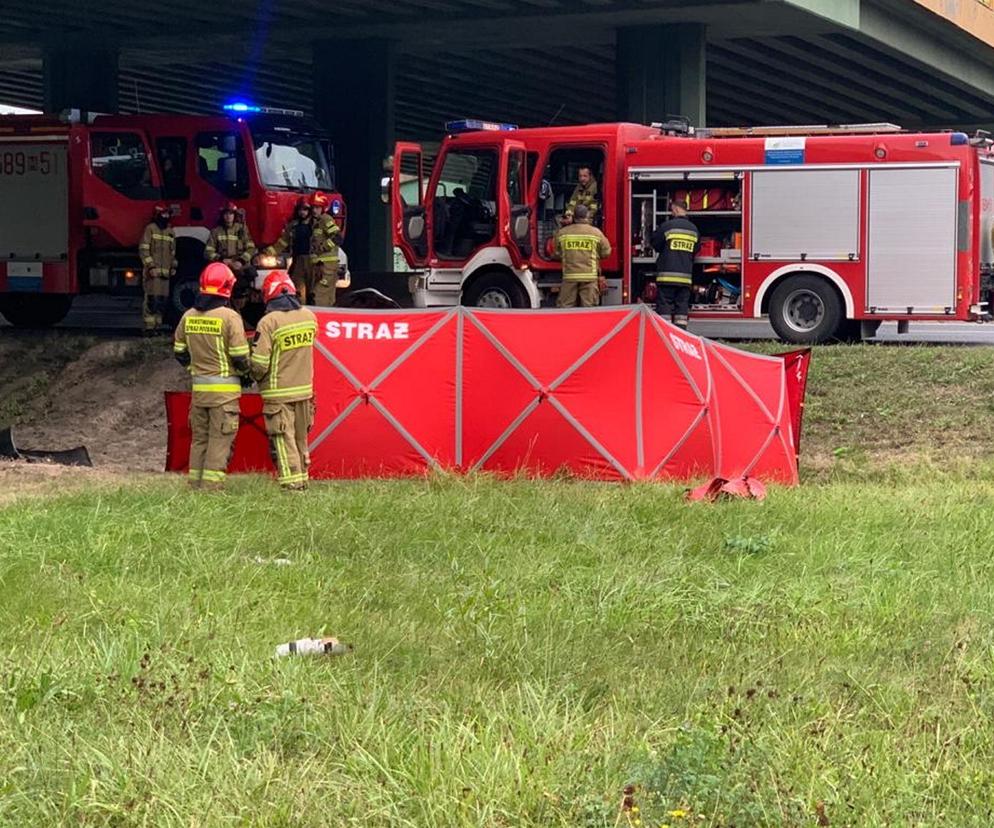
[0,104,345,327]
[389,119,994,343]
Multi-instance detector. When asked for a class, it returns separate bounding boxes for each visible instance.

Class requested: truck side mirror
[380,175,392,204]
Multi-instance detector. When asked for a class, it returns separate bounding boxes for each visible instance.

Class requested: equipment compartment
[630,171,743,311]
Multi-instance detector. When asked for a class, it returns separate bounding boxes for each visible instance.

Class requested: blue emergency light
[445,119,518,134]
[223,101,262,114]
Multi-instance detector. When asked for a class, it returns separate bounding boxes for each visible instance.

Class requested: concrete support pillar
[313,39,396,274]
[616,23,707,128]
[43,44,119,114]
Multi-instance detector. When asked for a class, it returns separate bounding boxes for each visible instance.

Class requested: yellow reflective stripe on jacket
[261,384,313,399]
[228,344,250,356]
[251,351,270,364]
[192,383,241,393]
[173,342,188,352]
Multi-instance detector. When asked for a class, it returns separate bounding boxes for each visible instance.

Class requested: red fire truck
[389,119,994,342]
[0,105,345,327]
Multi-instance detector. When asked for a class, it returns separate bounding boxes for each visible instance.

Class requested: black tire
[166,279,199,326]
[0,293,73,327]
[768,274,844,344]
[463,270,529,309]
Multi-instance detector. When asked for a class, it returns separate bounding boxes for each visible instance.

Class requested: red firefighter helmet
[311,191,330,209]
[262,269,296,303]
[221,201,238,215]
[153,203,171,218]
[200,261,236,299]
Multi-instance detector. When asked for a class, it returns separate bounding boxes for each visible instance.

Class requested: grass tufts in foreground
[3,473,994,825]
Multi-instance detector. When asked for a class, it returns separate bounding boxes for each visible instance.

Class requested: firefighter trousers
[289,255,314,305]
[656,284,691,328]
[143,273,171,330]
[264,399,314,488]
[557,279,599,308]
[189,403,240,487]
[310,261,337,307]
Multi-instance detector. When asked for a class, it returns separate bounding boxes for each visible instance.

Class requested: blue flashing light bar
[223,102,262,114]
[445,119,518,134]
[950,132,969,145]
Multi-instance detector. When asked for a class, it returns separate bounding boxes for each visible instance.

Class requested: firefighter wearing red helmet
[139,204,177,331]
[250,270,317,490]
[266,198,314,303]
[173,262,251,489]
[309,191,343,307]
[205,203,257,304]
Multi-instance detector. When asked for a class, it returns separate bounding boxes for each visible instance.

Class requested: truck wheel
[768,275,843,344]
[463,271,528,309]
[167,279,199,326]
[0,294,73,327]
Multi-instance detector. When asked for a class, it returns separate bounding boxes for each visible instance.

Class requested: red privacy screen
[166,306,810,485]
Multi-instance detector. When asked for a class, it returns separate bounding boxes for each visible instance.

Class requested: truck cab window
[90,132,156,200]
[537,147,605,259]
[196,131,249,199]
[156,137,189,200]
[432,148,498,259]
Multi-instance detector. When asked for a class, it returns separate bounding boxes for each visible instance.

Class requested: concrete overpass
[2,0,994,271]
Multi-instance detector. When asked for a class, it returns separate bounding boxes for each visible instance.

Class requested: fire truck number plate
[0,149,59,177]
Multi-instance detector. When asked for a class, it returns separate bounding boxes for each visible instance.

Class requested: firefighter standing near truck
[651,202,699,330]
[139,204,177,332]
[563,166,599,225]
[251,270,318,490]
[172,262,251,489]
[267,198,314,303]
[553,203,612,308]
[205,203,257,306]
[309,191,342,307]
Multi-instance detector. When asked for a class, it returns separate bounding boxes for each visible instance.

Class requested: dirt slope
[0,333,188,472]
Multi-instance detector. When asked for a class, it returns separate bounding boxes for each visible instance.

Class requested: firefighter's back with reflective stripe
[174,306,249,407]
[553,220,612,282]
[251,307,318,403]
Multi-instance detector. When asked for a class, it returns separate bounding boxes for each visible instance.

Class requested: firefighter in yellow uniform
[309,191,342,307]
[205,203,257,309]
[266,198,313,303]
[139,204,177,331]
[553,204,612,308]
[563,166,598,225]
[172,262,250,489]
[251,270,318,490]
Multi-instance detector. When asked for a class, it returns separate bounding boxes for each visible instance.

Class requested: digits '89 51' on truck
[0,106,345,328]
[387,119,994,343]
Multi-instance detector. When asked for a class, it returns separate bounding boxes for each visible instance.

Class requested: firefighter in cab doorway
[205,203,257,306]
[267,198,314,303]
[309,191,343,307]
[139,204,177,332]
[563,166,599,225]
[251,270,318,491]
[553,203,612,308]
[172,262,251,490]
[651,202,699,330]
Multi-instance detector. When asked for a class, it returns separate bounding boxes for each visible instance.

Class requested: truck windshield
[250,128,334,191]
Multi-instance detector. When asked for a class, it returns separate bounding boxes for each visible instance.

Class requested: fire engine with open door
[388,119,994,343]
[0,105,347,328]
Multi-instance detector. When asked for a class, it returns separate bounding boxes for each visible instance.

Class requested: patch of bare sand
[1,335,189,472]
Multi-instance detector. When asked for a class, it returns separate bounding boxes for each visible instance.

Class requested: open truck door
[500,141,531,267]
[390,142,428,268]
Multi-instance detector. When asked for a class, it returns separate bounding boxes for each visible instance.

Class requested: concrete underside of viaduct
[2,0,994,269]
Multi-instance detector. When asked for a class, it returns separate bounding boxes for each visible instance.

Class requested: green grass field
[3,342,994,826]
